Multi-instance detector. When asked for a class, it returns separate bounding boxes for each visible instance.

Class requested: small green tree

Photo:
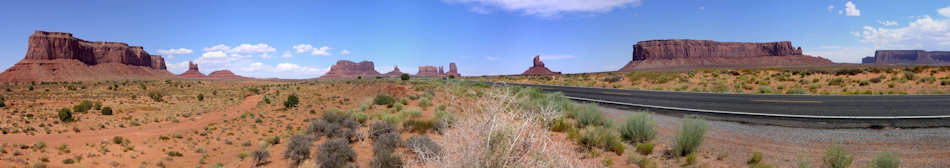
[400,74,410,81]
[58,108,73,122]
[284,94,299,108]
[101,106,113,115]
[197,93,205,101]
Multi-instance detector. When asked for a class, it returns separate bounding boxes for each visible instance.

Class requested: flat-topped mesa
[320,60,381,79]
[862,50,950,65]
[208,70,248,79]
[383,65,405,77]
[178,61,206,78]
[619,39,832,71]
[522,55,561,75]
[26,30,166,70]
[445,62,460,77]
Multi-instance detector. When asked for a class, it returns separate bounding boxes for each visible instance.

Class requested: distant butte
[0,31,173,82]
[178,61,207,78]
[208,69,249,79]
[862,50,950,65]
[522,55,561,75]
[617,39,833,71]
[320,60,381,79]
[416,62,460,77]
[383,65,405,77]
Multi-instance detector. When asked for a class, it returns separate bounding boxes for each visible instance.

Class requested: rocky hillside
[522,55,561,75]
[208,70,249,79]
[862,50,950,65]
[0,31,173,82]
[618,40,833,71]
[320,60,381,79]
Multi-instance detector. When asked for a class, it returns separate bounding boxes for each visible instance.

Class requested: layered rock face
[383,65,405,77]
[320,60,381,78]
[416,62,460,77]
[178,61,206,78]
[208,70,248,79]
[0,31,173,82]
[862,50,950,65]
[619,39,833,71]
[522,55,561,75]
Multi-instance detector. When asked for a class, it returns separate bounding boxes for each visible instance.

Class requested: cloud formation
[188,43,326,78]
[856,6,950,50]
[157,48,193,59]
[293,44,333,56]
[201,43,276,58]
[340,49,351,55]
[878,20,899,26]
[445,0,641,18]
[844,1,860,16]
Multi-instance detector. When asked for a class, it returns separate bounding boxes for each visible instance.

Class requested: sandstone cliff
[178,61,207,78]
[861,50,950,65]
[445,63,460,77]
[522,55,561,75]
[0,31,173,82]
[320,60,380,79]
[416,62,460,77]
[619,39,833,71]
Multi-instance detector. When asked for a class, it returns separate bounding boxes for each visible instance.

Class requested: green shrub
[576,103,607,127]
[402,119,434,133]
[399,109,423,118]
[549,117,569,132]
[619,112,657,143]
[748,152,763,165]
[434,110,456,125]
[418,97,432,109]
[112,136,124,144]
[823,145,853,168]
[398,98,409,105]
[870,151,899,168]
[392,103,404,111]
[148,91,164,102]
[252,147,270,167]
[58,108,72,122]
[167,151,183,157]
[370,152,404,168]
[73,100,93,113]
[672,115,707,156]
[400,74,410,81]
[374,94,395,106]
[62,158,75,164]
[101,107,113,115]
[284,94,299,108]
[827,78,845,86]
[369,123,398,141]
[197,93,204,101]
[685,152,698,165]
[636,143,654,155]
[903,71,916,80]
[579,126,624,154]
[94,101,102,110]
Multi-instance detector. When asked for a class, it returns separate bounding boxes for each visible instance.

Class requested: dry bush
[417,87,597,167]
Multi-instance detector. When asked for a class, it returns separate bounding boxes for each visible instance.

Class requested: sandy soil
[599,106,950,167]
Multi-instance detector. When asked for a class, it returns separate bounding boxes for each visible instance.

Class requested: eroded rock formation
[383,65,405,77]
[178,61,206,78]
[861,50,950,65]
[618,39,833,71]
[0,31,173,82]
[416,62,460,77]
[522,55,561,75]
[320,60,380,79]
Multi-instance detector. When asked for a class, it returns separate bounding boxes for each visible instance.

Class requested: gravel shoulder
[599,106,950,167]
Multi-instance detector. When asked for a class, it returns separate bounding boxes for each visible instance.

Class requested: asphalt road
[494,83,950,119]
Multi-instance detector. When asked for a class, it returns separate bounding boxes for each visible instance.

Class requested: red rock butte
[320,60,381,79]
[618,39,833,71]
[522,55,561,75]
[383,65,405,77]
[416,62,460,77]
[177,61,207,78]
[862,50,950,65]
[0,31,173,82]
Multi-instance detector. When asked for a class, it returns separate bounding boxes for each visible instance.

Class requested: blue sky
[1,0,949,78]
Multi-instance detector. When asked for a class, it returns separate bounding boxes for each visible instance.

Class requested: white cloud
[940,6,950,17]
[827,5,834,12]
[293,44,333,56]
[375,65,395,73]
[844,1,860,16]
[274,63,327,76]
[838,10,843,15]
[281,51,293,58]
[166,61,191,74]
[444,0,641,18]
[857,14,950,50]
[485,56,498,61]
[202,51,228,58]
[203,44,231,52]
[293,44,314,53]
[340,49,351,55]
[157,48,193,59]
[878,20,899,26]
[229,44,276,54]
[312,46,332,56]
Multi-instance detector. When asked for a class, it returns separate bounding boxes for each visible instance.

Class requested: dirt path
[0,94,263,146]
